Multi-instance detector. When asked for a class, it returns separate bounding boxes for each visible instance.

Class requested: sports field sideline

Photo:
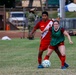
[0,36,76,75]
[0,30,41,39]
[0,30,76,39]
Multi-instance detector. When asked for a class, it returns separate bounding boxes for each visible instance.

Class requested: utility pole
[59,0,65,18]
[22,7,26,38]
[3,5,6,30]
[28,0,33,8]
[40,0,44,12]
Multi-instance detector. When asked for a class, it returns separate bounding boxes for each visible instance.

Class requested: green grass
[0,37,76,75]
[48,11,76,18]
[65,12,76,18]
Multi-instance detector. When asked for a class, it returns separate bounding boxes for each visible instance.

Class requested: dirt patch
[0,31,41,39]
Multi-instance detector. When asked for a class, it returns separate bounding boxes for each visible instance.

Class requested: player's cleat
[61,66,66,70]
[38,64,44,69]
[64,63,69,68]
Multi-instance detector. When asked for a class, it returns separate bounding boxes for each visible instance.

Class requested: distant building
[22,0,76,7]
[22,0,46,7]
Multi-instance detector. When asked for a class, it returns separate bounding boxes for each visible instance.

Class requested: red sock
[61,55,66,67]
[44,55,50,60]
[38,56,42,64]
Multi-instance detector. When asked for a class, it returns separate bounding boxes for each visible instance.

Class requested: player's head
[53,20,60,30]
[42,11,48,21]
[29,8,35,14]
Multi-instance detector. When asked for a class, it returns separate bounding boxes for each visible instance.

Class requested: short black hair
[42,11,48,16]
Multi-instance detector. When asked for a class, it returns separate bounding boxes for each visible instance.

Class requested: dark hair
[42,11,48,16]
[53,20,59,24]
[29,11,35,14]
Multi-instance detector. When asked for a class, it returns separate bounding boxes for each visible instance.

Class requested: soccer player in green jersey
[42,20,73,70]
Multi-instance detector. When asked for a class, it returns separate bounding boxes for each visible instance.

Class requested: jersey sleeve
[34,21,40,29]
[61,27,65,33]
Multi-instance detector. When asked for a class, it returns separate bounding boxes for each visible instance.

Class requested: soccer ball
[42,60,51,68]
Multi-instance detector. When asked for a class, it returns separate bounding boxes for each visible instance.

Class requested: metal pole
[28,0,33,8]
[45,0,48,9]
[40,0,44,12]
[4,5,6,30]
[59,0,65,18]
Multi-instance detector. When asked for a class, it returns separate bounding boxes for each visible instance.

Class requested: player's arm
[63,30,73,44]
[30,28,36,36]
[30,22,40,36]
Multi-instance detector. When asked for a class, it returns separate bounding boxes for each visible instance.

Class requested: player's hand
[27,33,32,38]
[29,33,33,37]
[41,31,44,34]
[69,40,73,44]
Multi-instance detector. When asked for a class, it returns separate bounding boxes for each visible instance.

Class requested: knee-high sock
[38,56,42,64]
[44,55,50,60]
[61,55,66,67]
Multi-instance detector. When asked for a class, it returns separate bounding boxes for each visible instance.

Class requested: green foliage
[25,11,29,18]
[0,0,15,8]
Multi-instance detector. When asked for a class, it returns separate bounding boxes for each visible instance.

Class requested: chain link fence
[60,18,76,36]
[60,18,76,30]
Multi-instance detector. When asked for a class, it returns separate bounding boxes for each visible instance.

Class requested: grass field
[0,36,76,75]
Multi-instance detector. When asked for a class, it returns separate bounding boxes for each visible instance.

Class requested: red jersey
[34,19,53,50]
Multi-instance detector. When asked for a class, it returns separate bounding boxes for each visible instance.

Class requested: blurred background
[0,0,76,35]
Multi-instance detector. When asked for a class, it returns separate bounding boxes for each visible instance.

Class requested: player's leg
[44,48,53,60]
[55,45,69,68]
[58,45,66,69]
[54,47,62,60]
[44,45,55,60]
[38,43,49,68]
[38,50,44,68]
[38,50,44,65]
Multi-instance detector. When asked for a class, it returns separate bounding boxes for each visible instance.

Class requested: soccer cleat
[64,63,69,68]
[38,64,44,69]
[61,66,66,70]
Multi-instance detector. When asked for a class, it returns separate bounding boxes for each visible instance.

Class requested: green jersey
[50,26,65,46]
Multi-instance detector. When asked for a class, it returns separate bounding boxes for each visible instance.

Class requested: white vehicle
[9,12,26,26]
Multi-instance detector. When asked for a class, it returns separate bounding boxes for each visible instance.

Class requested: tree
[0,0,15,8]
[15,0,22,6]
[28,0,33,7]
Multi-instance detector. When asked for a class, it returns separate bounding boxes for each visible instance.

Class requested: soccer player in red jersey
[42,20,73,69]
[30,11,69,68]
